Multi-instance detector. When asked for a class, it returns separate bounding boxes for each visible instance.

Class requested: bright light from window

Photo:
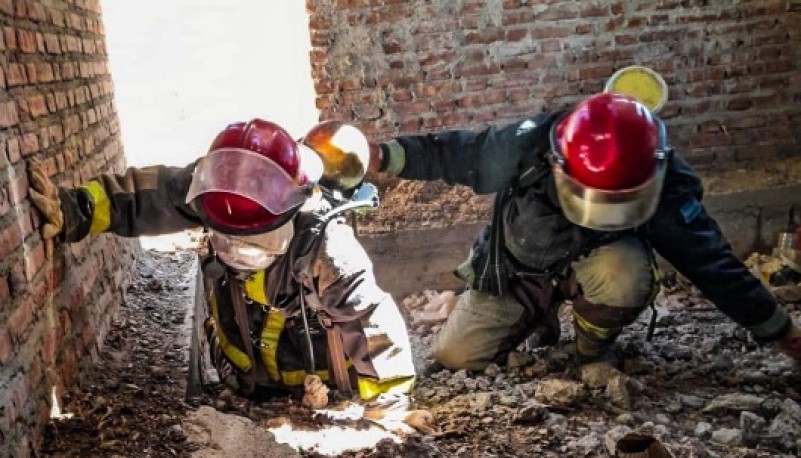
[50,386,74,420]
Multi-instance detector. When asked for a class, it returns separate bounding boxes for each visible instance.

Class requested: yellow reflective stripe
[260,309,285,382]
[574,313,617,339]
[281,369,330,386]
[357,376,415,401]
[81,180,111,234]
[244,270,268,305]
[647,262,663,305]
[383,140,406,176]
[209,291,252,372]
[279,361,354,386]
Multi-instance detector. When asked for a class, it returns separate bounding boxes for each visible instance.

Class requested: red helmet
[187,119,322,234]
[550,92,670,230]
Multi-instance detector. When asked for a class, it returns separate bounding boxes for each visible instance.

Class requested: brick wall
[0,0,136,454]
[306,0,801,232]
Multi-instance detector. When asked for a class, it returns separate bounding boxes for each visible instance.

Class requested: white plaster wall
[101,0,318,168]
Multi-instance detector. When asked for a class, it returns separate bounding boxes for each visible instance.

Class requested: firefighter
[29,119,436,433]
[369,91,801,371]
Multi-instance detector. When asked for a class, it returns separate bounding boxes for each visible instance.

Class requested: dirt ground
[40,249,801,457]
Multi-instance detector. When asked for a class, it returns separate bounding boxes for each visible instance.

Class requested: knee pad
[573,236,658,310]
[572,296,648,333]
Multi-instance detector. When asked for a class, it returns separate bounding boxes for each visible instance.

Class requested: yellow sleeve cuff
[383,140,406,176]
[81,180,111,234]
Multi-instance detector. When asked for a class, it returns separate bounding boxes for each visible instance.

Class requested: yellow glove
[776,322,801,365]
[28,159,63,257]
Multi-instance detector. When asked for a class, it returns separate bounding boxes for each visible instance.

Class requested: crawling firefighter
[28,119,436,434]
[369,70,801,372]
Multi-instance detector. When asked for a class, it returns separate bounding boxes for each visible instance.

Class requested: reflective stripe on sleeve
[81,180,111,234]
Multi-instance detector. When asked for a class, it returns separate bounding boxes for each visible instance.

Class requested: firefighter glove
[28,159,64,241]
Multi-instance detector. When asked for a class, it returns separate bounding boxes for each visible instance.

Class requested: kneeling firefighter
[28,119,421,419]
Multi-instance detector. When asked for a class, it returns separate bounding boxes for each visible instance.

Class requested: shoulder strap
[229,280,257,394]
[297,213,355,394]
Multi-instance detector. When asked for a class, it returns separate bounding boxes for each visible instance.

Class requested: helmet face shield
[186,148,310,215]
[552,159,666,231]
[209,221,293,271]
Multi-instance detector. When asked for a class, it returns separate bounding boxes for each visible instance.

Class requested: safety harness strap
[320,311,352,395]
[230,280,257,393]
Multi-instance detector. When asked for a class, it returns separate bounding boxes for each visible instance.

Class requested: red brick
[17,29,36,53]
[0,0,12,15]
[24,62,39,84]
[577,65,614,80]
[690,132,733,148]
[724,116,767,130]
[309,14,333,30]
[0,272,9,304]
[0,328,11,364]
[726,98,752,111]
[536,3,580,20]
[530,26,573,39]
[6,138,21,163]
[6,63,27,86]
[696,120,721,133]
[8,298,34,339]
[0,101,19,128]
[24,243,46,281]
[20,133,39,157]
[26,95,49,118]
[48,8,65,27]
[3,26,16,49]
[36,62,54,82]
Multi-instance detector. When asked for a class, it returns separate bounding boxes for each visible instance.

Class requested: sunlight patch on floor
[267,422,399,456]
[139,230,201,252]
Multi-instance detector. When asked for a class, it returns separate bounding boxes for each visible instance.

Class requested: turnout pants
[432,235,658,370]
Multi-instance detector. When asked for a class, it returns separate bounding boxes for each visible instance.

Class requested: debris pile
[43,250,801,457]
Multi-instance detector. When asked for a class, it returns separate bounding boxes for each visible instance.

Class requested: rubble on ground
[43,250,801,457]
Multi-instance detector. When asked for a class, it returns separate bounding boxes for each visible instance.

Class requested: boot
[525,301,562,349]
[575,332,620,368]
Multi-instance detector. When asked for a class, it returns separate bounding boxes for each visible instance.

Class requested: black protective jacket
[57,164,416,396]
[384,112,790,342]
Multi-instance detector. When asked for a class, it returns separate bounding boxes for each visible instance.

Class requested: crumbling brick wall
[306,0,801,232]
[0,0,135,453]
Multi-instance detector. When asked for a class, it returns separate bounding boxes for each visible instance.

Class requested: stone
[605,374,631,409]
[603,425,633,456]
[678,394,706,409]
[703,393,764,414]
[534,379,585,406]
[579,362,621,389]
[483,363,501,378]
[767,398,801,450]
[739,411,767,444]
[711,428,741,445]
[694,421,712,439]
[183,406,299,457]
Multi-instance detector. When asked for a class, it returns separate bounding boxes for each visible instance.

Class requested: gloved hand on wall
[776,322,801,366]
[28,159,63,257]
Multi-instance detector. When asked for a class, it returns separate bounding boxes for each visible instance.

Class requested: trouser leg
[569,235,658,358]
[432,277,561,371]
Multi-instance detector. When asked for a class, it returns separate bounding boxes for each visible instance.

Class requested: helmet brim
[552,158,666,231]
